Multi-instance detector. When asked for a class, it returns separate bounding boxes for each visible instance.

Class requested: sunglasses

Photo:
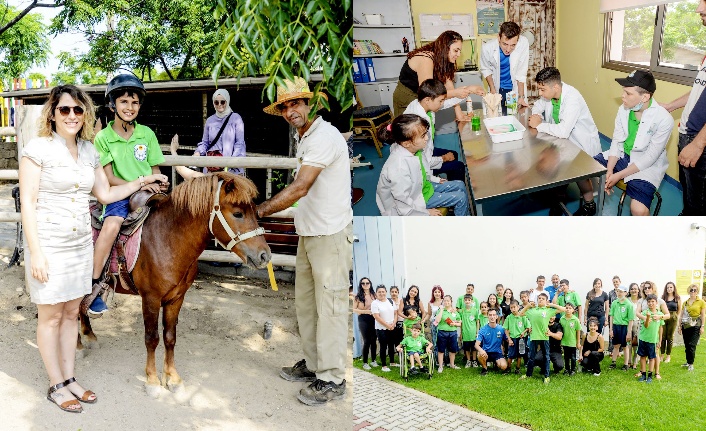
[361,282,370,285]
[690,289,698,292]
[56,106,84,116]
[214,100,227,106]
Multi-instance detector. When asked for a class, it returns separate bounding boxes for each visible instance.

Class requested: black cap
[615,70,656,93]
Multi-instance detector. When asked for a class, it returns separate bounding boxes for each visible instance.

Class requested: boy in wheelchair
[397,323,433,374]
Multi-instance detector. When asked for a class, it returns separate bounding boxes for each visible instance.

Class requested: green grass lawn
[355,345,706,431]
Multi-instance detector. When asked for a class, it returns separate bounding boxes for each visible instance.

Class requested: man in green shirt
[518,292,565,383]
[553,279,582,323]
[609,285,635,370]
[637,294,664,383]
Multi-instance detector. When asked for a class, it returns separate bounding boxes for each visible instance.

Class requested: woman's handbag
[205,113,233,172]
[681,306,701,329]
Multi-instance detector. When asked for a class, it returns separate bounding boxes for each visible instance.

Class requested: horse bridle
[209,180,265,251]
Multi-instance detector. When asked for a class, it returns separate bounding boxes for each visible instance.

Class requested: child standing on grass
[434,295,462,373]
[637,294,664,383]
[609,285,635,370]
[504,300,530,374]
[397,323,432,373]
[559,302,581,375]
[628,282,642,369]
[460,294,480,368]
[581,317,605,376]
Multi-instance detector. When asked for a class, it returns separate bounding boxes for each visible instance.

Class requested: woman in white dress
[19,85,167,413]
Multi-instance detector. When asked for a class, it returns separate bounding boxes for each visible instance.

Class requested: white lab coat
[600,99,672,188]
[531,83,602,156]
[404,97,464,182]
[480,36,529,93]
[376,143,428,216]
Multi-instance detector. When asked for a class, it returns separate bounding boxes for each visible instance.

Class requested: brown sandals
[47,377,97,413]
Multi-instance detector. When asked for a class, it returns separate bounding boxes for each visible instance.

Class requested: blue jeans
[678,133,706,215]
[426,180,470,216]
[526,339,550,378]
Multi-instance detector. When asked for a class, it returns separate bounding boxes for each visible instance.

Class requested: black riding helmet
[105,74,146,130]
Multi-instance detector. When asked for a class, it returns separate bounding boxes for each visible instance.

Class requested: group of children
[381,281,669,384]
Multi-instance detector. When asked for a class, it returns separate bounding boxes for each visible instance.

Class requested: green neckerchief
[624,99,653,156]
[426,112,435,140]
[551,96,562,124]
[416,150,434,203]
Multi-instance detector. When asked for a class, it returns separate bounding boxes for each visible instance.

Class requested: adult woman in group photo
[678,284,706,371]
[19,85,167,413]
[400,284,426,322]
[353,277,378,370]
[660,281,681,363]
[392,30,484,118]
[585,278,609,332]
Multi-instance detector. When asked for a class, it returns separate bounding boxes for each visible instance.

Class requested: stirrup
[80,281,108,317]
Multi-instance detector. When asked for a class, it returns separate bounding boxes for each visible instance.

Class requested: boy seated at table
[404,78,469,182]
[594,70,672,216]
[528,67,602,216]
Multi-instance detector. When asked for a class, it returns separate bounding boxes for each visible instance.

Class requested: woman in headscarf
[192,89,246,174]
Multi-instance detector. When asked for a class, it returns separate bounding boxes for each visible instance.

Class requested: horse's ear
[223,178,236,195]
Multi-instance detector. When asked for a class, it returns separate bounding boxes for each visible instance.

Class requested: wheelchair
[397,320,434,381]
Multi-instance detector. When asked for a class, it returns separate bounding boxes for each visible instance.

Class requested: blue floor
[352,133,683,216]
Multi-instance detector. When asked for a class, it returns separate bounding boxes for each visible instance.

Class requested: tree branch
[159,55,174,80]
[176,46,193,79]
[0,1,63,37]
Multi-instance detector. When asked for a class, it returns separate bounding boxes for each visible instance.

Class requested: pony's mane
[169,172,259,217]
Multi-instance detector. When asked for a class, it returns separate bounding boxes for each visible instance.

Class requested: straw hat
[263,77,328,116]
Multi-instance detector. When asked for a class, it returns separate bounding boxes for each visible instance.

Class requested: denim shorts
[103,197,130,219]
[436,330,458,353]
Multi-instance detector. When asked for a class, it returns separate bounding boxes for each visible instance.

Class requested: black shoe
[573,200,596,216]
[280,359,316,382]
[480,368,488,376]
[297,379,346,406]
[410,367,419,375]
[609,362,616,370]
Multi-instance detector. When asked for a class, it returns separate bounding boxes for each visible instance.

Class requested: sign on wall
[676,269,704,296]
[477,1,505,35]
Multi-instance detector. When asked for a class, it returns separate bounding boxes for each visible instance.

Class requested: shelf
[354,24,412,29]
[353,53,408,58]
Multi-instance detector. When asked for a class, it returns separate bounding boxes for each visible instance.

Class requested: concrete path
[353,368,527,431]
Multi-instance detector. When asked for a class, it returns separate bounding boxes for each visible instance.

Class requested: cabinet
[353,0,415,85]
[356,80,398,113]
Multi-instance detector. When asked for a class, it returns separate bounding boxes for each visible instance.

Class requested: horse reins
[209,180,265,251]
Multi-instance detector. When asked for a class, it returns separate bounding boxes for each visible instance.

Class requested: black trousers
[563,346,577,372]
[683,324,702,365]
[581,351,604,373]
[375,329,396,366]
[358,314,377,363]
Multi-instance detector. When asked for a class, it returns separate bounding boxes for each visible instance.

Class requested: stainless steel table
[460,107,607,216]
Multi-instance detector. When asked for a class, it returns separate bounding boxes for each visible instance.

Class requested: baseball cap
[615,70,656,93]
[618,285,628,292]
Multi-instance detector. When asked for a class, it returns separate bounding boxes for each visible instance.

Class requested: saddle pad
[91,226,143,275]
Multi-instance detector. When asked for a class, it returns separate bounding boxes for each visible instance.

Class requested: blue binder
[358,58,370,83]
[353,58,362,83]
[365,57,376,82]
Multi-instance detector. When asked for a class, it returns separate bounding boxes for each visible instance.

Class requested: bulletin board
[419,14,475,41]
[676,269,703,296]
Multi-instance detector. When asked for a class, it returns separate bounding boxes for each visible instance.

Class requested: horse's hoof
[167,381,184,393]
[145,384,162,398]
[84,338,100,350]
[75,348,86,359]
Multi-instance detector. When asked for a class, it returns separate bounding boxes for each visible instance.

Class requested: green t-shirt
[551,96,561,124]
[415,150,434,203]
[559,314,581,347]
[460,307,479,342]
[437,309,461,332]
[426,112,435,140]
[400,334,429,353]
[477,314,489,333]
[504,313,530,339]
[403,317,421,336]
[525,306,554,341]
[623,99,653,156]
[610,298,635,326]
[94,121,165,181]
[638,310,664,344]
[456,296,478,313]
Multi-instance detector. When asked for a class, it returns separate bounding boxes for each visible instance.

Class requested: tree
[0,0,60,37]
[0,4,50,83]
[213,0,353,113]
[51,50,107,85]
[50,0,221,80]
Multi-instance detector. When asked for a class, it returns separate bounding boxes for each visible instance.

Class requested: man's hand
[508,339,514,346]
[528,114,543,129]
[478,348,488,359]
[678,141,706,168]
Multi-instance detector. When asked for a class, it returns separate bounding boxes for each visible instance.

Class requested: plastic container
[363,13,384,25]
[483,115,526,143]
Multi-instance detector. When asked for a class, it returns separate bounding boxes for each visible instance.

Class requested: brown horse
[78,172,271,397]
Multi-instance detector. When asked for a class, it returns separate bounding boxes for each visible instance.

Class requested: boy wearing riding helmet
[85,74,167,317]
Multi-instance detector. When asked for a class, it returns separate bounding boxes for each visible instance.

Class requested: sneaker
[472,361,479,368]
[362,363,371,371]
[381,366,391,372]
[280,359,316,382]
[573,200,596,216]
[638,374,646,382]
[370,361,379,368]
[593,372,601,377]
[681,363,690,367]
[655,373,662,380]
[448,364,460,370]
[480,368,488,376]
[87,296,108,318]
[609,362,616,370]
[621,364,629,371]
[688,364,694,371]
[437,366,443,374]
[646,376,653,383]
[569,371,576,376]
[664,356,671,363]
[296,379,346,406]
[514,368,520,375]
[465,360,472,368]
[519,375,528,380]
[543,377,550,384]
[409,367,418,374]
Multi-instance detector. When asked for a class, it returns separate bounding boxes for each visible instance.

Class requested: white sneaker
[381,366,391,372]
[390,363,399,367]
[437,366,443,374]
[362,363,371,370]
[688,364,694,371]
[465,360,472,368]
[370,361,379,368]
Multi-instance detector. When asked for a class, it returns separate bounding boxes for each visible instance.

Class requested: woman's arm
[603,299,609,325]
[584,299,589,322]
[92,166,167,205]
[18,158,47,283]
[418,300,426,322]
[660,301,670,320]
[597,335,605,352]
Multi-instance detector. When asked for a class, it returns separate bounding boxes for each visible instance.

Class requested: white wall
[396,217,706,305]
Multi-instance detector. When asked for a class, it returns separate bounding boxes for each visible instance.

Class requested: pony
[78,171,271,397]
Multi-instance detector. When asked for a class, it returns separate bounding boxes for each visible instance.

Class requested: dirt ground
[0,259,353,431]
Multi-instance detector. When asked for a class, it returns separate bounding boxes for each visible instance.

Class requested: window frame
[602,4,700,86]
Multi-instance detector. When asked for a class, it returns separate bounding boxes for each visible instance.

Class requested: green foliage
[0,5,50,82]
[51,50,107,85]
[28,72,46,81]
[50,0,221,80]
[213,0,353,113]
[356,345,706,431]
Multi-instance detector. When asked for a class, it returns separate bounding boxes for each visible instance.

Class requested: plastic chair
[615,180,662,216]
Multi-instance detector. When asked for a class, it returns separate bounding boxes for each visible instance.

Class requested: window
[603,0,706,85]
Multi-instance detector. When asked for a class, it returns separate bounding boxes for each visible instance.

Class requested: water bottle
[518,337,526,355]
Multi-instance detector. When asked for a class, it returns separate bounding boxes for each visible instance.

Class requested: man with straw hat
[257,77,353,406]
